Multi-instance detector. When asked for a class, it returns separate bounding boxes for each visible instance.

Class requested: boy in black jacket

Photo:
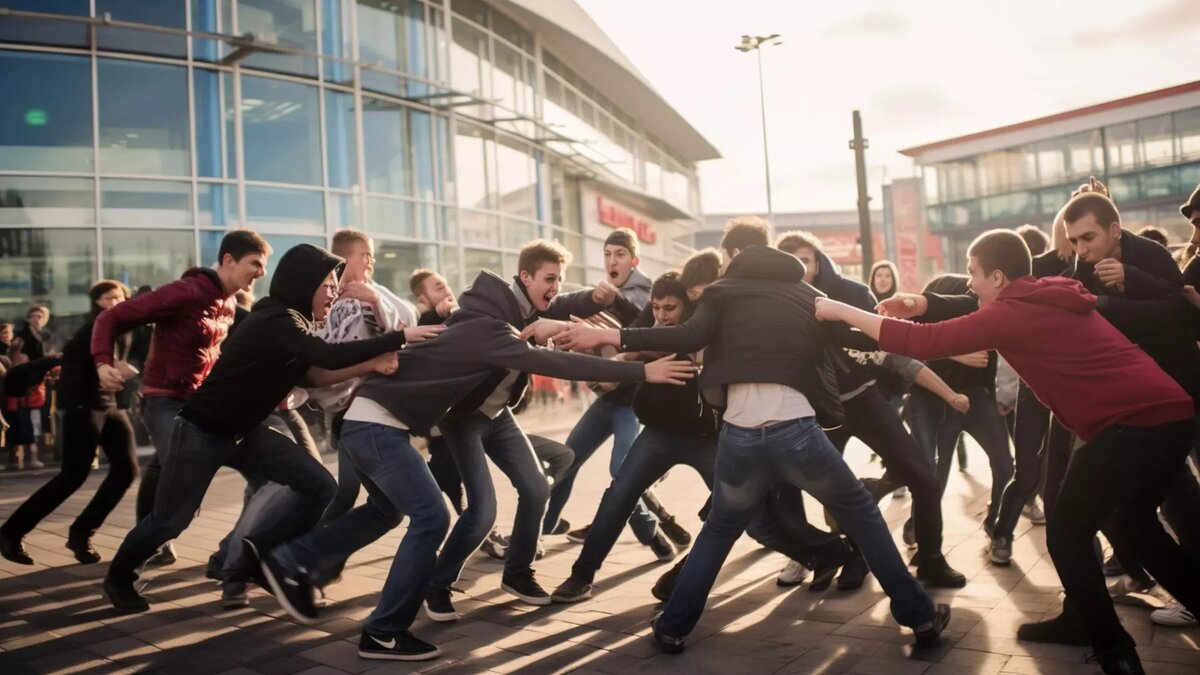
[103,244,409,613]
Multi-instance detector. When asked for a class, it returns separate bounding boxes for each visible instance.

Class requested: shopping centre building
[0,0,716,326]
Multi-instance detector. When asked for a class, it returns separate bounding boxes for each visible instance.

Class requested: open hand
[556,323,613,352]
[876,292,928,319]
[519,319,570,345]
[404,324,446,343]
[96,363,126,392]
[644,355,698,385]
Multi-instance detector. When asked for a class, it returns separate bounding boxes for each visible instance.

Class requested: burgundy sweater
[879,276,1192,440]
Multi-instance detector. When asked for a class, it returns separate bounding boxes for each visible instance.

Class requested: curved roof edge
[491,0,721,163]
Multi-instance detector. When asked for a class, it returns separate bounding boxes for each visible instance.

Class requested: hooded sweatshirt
[354,270,648,436]
[619,268,652,309]
[180,244,409,438]
[879,276,1192,441]
[808,248,890,399]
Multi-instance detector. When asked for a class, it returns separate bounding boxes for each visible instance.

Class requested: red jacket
[879,276,1193,441]
[92,268,235,399]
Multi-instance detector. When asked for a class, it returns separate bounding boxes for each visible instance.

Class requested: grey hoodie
[619,268,653,310]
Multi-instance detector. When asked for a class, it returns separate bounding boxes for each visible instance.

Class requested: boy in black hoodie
[103,244,409,613]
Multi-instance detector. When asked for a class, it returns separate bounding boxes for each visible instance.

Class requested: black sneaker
[649,531,677,562]
[650,613,685,654]
[916,555,967,589]
[1088,643,1146,675]
[358,630,440,661]
[1102,554,1125,578]
[221,581,249,609]
[205,554,224,581]
[66,534,102,564]
[501,570,551,606]
[914,603,951,648]
[551,577,593,603]
[836,545,869,591]
[658,516,692,548]
[103,576,150,613]
[254,542,318,625]
[0,531,34,565]
[239,538,270,589]
[809,538,849,593]
[547,518,571,536]
[565,524,591,544]
[1016,611,1090,646]
[424,587,459,622]
[144,541,177,568]
[902,517,917,549]
[652,555,686,602]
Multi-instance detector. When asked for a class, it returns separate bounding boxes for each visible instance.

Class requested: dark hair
[409,268,436,296]
[775,230,822,254]
[331,228,371,257]
[922,273,969,295]
[604,227,639,258]
[1136,225,1170,248]
[967,229,1032,282]
[27,305,50,319]
[720,215,771,253]
[680,248,722,289]
[518,239,571,276]
[1063,193,1121,229]
[218,229,272,264]
[869,260,899,296]
[88,279,130,315]
[1014,224,1050,256]
[650,271,688,302]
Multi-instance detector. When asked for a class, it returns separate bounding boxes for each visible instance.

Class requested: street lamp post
[736,34,781,226]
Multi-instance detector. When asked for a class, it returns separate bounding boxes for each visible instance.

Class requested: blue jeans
[433,408,549,587]
[135,396,186,521]
[544,397,656,542]
[658,418,934,638]
[274,421,449,635]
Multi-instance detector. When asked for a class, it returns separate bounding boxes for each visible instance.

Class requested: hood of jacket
[621,267,652,293]
[182,266,225,295]
[457,271,524,327]
[721,245,806,284]
[998,276,1096,314]
[265,244,344,320]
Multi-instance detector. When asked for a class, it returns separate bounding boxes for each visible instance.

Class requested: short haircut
[89,279,130,304]
[218,229,272,264]
[331,228,371,257]
[720,215,771,253]
[775,230,823,254]
[1063,192,1121,229]
[604,227,639,258]
[651,271,688,302]
[680,248,722,289]
[1136,225,1170,248]
[1014,224,1050,256]
[518,239,571,276]
[967,229,1032,282]
[922,273,969,295]
[409,268,436,296]
[27,305,49,318]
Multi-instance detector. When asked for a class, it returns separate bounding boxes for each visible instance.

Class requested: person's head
[216,229,272,295]
[234,289,255,310]
[312,271,338,322]
[332,228,375,284]
[1136,225,1170,248]
[0,322,12,344]
[1015,224,1050,257]
[680,248,722,300]
[603,228,640,287]
[269,243,344,321]
[965,229,1032,306]
[517,240,572,312]
[25,305,49,332]
[1063,193,1123,264]
[1181,183,1200,248]
[719,215,771,272]
[88,280,130,315]
[409,268,453,308]
[775,230,823,284]
[870,260,899,297]
[650,271,689,326]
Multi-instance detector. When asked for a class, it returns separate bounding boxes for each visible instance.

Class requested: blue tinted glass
[0,1,90,47]
[96,0,187,57]
[194,69,237,179]
[100,179,191,227]
[245,186,324,233]
[237,0,318,77]
[103,228,195,289]
[410,110,437,202]
[363,102,410,195]
[321,0,354,83]
[242,75,322,185]
[0,228,97,319]
[191,0,234,62]
[0,51,93,172]
[325,90,357,189]
[367,197,414,237]
[0,177,95,226]
[98,59,191,176]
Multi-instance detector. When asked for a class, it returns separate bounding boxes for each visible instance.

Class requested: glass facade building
[0,0,714,326]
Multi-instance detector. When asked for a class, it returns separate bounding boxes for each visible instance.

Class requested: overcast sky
[576,0,1199,216]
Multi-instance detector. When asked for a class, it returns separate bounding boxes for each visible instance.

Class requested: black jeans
[828,386,944,561]
[107,417,336,585]
[2,407,137,539]
[1048,420,1199,651]
[135,396,186,522]
[994,383,1049,539]
[935,386,1013,528]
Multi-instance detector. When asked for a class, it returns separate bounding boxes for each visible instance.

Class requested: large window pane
[1138,114,1174,166]
[194,68,237,179]
[1034,138,1066,184]
[1108,174,1139,203]
[197,183,239,227]
[1177,108,1200,161]
[1066,130,1104,177]
[237,0,319,77]
[200,231,321,293]
[463,247,501,284]
[459,210,499,247]
[373,241,438,299]
[410,110,438,202]
[0,177,95,226]
[192,0,235,63]
[1106,122,1138,171]
[0,51,93,172]
[321,0,355,84]
[242,75,322,185]
[96,0,187,57]
[367,196,415,237]
[454,124,495,209]
[327,192,360,230]
[101,179,191,227]
[103,229,194,289]
[363,101,411,195]
[245,186,324,233]
[496,138,536,219]
[0,228,96,320]
[358,0,428,88]
[98,59,190,176]
[0,0,90,47]
[450,17,489,117]
[325,90,358,189]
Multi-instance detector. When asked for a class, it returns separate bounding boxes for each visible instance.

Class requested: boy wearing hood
[820,229,1196,675]
[103,244,409,614]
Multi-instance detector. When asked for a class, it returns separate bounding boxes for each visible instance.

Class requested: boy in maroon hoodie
[815,229,1196,675]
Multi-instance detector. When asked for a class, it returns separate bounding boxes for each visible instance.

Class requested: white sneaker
[776,559,810,587]
[1151,602,1197,627]
[1021,499,1046,525]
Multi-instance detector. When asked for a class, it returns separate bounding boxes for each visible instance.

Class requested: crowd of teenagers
[1,176,1199,675]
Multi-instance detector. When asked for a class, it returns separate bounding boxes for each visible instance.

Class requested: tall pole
[756,47,774,225]
[851,110,873,281]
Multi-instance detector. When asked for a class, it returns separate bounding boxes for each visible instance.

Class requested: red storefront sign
[597,197,657,245]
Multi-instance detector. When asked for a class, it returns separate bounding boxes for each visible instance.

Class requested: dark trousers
[935,386,1013,528]
[2,407,137,539]
[424,432,574,519]
[107,417,336,585]
[135,396,186,522]
[1048,420,1200,651]
[994,383,1049,539]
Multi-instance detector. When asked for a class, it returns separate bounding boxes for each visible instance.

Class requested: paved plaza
[1,403,1198,674]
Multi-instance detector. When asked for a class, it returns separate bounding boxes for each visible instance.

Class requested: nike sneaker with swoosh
[357,630,441,661]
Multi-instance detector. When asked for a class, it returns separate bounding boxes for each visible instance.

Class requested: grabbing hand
[339,281,380,308]
[876,292,928,319]
[644,355,698,385]
[814,297,842,322]
[592,279,619,306]
[1072,176,1109,198]
[555,322,614,352]
[949,393,971,414]
[372,351,399,375]
[1094,258,1125,289]
[519,318,570,345]
[404,324,446,343]
[96,363,125,392]
[436,295,458,318]
[949,351,989,369]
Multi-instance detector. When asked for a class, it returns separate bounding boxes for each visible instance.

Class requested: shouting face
[519,262,564,312]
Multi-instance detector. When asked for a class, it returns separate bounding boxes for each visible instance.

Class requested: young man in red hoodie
[815,229,1197,675]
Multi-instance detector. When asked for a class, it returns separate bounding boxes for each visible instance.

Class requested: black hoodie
[808,248,891,398]
[181,244,409,438]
